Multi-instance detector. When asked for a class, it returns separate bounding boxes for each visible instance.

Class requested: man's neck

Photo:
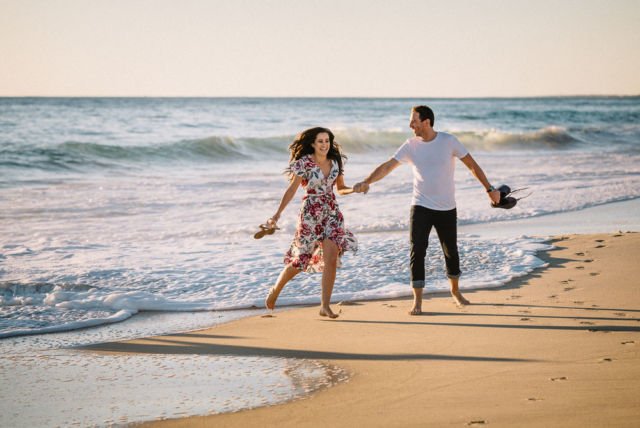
[419,129,437,142]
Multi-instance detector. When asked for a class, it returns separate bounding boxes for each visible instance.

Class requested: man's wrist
[486,185,496,193]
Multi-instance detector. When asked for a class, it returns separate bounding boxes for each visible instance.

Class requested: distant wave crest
[336,126,581,152]
[455,126,580,150]
[0,126,583,172]
[0,136,287,172]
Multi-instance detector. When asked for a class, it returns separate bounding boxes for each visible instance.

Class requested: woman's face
[311,132,331,156]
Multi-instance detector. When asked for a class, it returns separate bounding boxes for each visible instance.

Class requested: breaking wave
[1,127,585,172]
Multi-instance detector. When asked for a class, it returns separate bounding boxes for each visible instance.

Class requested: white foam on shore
[0,309,262,356]
[0,350,348,428]
[3,198,636,344]
[0,232,550,339]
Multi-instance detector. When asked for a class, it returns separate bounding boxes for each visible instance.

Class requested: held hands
[353,182,370,194]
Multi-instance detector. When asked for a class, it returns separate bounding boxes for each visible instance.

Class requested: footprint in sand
[560,280,570,284]
[595,244,606,248]
[621,341,635,345]
[613,312,627,317]
[600,358,613,363]
[583,259,593,263]
[573,301,584,305]
[548,294,558,299]
[550,376,568,381]
[575,266,585,270]
[590,272,600,276]
[261,314,276,318]
[580,321,595,325]
[518,310,531,314]
[527,397,544,402]
[612,234,623,237]
[564,287,575,292]
[467,421,487,426]
[588,328,610,333]
[520,318,531,321]
[575,252,585,256]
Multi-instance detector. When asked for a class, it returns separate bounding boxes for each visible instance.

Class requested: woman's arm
[270,175,303,224]
[336,174,356,195]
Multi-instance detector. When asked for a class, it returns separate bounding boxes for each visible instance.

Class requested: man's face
[409,111,428,137]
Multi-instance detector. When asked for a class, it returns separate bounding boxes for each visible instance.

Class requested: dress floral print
[284,155,358,273]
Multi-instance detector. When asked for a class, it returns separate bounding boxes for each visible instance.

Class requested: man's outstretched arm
[356,158,401,193]
[460,154,501,204]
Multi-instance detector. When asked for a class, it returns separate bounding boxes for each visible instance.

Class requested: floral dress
[284,155,358,273]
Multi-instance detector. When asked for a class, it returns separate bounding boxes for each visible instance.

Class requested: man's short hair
[412,105,435,127]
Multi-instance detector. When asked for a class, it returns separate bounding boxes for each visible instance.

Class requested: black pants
[409,205,460,288]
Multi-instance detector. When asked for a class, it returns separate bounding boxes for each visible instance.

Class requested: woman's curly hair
[286,127,346,180]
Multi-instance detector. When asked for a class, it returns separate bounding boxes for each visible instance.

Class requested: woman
[265,127,360,319]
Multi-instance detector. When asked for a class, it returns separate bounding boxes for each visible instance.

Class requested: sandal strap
[259,224,280,231]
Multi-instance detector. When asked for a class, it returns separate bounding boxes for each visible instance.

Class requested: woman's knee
[322,240,339,262]
[284,263,301,276]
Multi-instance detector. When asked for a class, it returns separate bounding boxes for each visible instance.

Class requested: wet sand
[86,233,640,427]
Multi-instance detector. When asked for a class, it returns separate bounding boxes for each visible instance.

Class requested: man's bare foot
[451,290,470,307]
[319,306,339,319]
[408,306,422,316]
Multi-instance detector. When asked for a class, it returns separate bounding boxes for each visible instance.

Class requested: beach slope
[86,233,640,427]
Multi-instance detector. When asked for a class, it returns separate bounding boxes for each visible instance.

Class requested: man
[354,105,501,315]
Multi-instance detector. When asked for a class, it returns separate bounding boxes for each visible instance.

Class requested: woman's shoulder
[292,154,314,166]
[290,154,314,176]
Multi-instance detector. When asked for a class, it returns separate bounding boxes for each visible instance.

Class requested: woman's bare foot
[319,306,339,319]
[265,287,279,310]
[451,290,470,307]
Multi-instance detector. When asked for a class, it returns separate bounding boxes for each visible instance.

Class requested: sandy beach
[79,232,640,427]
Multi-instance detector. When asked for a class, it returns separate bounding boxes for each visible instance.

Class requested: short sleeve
[392,141,412,163]
[290,158,306,178]
[451,136,469,159]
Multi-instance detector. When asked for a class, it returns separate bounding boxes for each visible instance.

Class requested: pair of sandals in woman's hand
[253,221,280,239]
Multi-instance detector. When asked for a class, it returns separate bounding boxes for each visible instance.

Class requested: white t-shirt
[393,132,469,211]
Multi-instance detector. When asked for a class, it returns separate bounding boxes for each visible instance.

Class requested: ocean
[2,96,640,343]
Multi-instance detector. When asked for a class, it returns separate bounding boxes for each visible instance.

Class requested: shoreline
[78,232,640,427]
[2,198,638,345]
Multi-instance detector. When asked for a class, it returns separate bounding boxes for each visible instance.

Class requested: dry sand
[85,233,640,427]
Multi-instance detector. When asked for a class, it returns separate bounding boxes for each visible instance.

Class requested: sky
[1,0,639,97]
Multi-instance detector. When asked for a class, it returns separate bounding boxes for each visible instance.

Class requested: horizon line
[1,94,639,99]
